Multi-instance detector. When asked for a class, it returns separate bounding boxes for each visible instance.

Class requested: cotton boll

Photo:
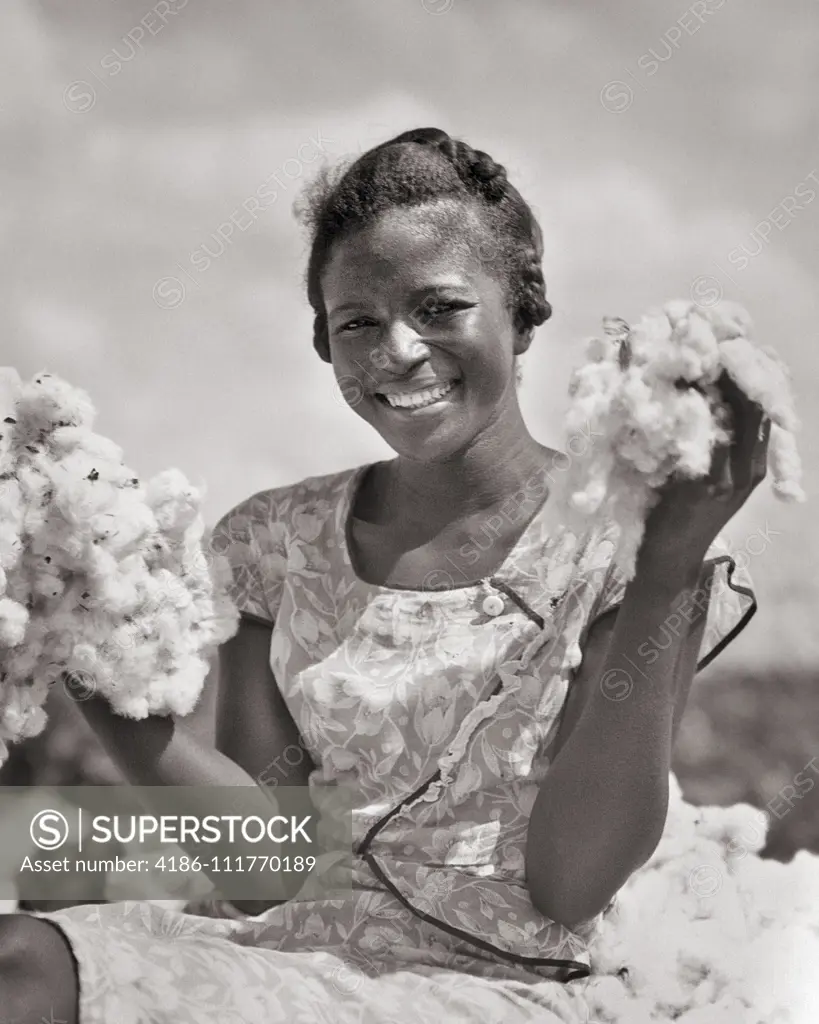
[98,497,156,558]
[3,646,38,685]
[83,545,123,591]
[152,568,193,612]
[670,392,721,478]
[768,425,806,503]
[0,366,22,441]
[742,926,819,1023]
[786,851,819,918]
[0,439,15,477]
[743,851,819,927]
[579,976,637,1022]
[675,915,750,990]
[51,477,115,531]
[663,299,694,328]
[49,425,88,455]
[105,621,140,656]
[569,489,604,516]
[92,573,143,618]
[687,974,722,1010]
[556,299,804,580]
[675,996,751,1023]
[149,659,208,717]
[634,309,672,350]
[209,594,240,645]
[0,598,28,646]
[109,690,151,720]
[146,469,202,534]
[31,563,65,602]
[0,686,48,740]
[719,338,799,433]
[655,312,718,383]
[16,462,51,505]
[71,431,124,464]
[0,479,25,527]
[66,641,96,665]
[696,802,769,858]
[707,300,754,342]
[0,528,23,572]
[16,372,96,434]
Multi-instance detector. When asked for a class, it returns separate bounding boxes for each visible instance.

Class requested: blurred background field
[1,0,817,906]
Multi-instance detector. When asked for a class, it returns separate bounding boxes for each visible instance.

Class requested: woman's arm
[527,378,768,930]
[525,556,711,931]
[75,618,311,789]
[73,617,315,903]
[215,617,315,788]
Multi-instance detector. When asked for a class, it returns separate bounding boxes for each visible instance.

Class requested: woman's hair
[295,127,552,363]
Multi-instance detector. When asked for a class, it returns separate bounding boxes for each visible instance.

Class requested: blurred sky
[2,0,818,670]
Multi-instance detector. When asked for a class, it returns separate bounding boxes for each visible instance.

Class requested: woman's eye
[338,318,375,334]
[416,301,464,325]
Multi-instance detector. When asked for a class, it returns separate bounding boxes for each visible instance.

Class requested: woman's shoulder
[211,463,366,536]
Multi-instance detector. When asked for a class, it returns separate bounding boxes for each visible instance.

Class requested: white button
[482,594,505,616]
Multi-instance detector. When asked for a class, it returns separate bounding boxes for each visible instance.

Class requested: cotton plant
[555,300,805,578]
[0,368,239,765]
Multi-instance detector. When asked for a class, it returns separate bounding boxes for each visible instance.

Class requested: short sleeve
[582,525,757,673]
[207,490,288,627]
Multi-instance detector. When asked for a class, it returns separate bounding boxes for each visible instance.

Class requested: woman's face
[321,201,532,463]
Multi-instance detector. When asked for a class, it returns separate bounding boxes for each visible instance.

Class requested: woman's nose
[373,319,429,371]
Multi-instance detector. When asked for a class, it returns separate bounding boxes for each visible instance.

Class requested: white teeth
[383,381,456,409]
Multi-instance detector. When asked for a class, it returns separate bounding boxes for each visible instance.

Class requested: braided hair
[295,127,552,363]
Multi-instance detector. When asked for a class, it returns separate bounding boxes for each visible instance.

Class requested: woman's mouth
[376,380,459,412]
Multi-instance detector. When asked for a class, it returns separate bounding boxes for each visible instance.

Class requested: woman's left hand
[637,371,771,577]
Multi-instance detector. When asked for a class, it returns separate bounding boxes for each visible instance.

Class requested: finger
[718,372,763,442]
[704,431,733,499]
[750,416,771,486]
[734,400,765,492]
[716,372,764,493]
[0,367,21,422]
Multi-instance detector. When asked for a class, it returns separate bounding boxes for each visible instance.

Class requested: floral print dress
[33,462,755,1024]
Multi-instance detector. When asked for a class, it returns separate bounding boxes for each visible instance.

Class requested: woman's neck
[379,431,552,528]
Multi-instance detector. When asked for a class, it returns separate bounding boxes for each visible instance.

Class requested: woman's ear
[513,326,535,357]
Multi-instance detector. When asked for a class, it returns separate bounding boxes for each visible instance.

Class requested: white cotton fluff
[579,774,819,1022]
[0,368,240,762]
[555,300,805,578]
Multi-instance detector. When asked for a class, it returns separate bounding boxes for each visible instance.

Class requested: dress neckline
[338,461,554,594]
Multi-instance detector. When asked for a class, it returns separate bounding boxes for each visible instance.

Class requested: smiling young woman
[0,127,758,1024]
